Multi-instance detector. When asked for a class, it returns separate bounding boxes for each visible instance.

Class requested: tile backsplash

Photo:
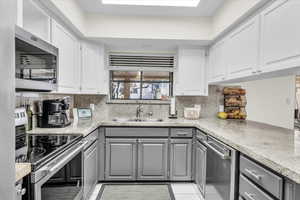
[16,85,223,125]
[74,85,223,120]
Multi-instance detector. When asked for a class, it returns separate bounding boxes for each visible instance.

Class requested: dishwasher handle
[203,140,231,160]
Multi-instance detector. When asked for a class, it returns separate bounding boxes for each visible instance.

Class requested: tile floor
[171,183,203,200]
[88,183,203,200]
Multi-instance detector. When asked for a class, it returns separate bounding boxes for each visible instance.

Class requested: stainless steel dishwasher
[196,131,238,200]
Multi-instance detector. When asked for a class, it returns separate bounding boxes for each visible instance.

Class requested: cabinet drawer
[240,155,283,199]
[239,175,275,200]
[105,128,169,137]
[171,128,193,138]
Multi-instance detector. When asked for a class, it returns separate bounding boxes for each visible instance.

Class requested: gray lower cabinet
[137,139,168,180]
[284,179,300,200]
[195,140,207,197]
[170,139,192,181]
[98,128,105,181]
[240,155,283,199]
[84,141,98,200]
[105,138,137,180]
[239,174,274,200]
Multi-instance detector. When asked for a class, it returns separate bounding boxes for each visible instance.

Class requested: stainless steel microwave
[15,26,58,91]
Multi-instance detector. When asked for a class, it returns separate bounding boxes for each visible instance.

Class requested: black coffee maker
[37,97,71,128]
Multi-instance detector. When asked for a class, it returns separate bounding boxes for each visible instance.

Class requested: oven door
[33,141,86,200]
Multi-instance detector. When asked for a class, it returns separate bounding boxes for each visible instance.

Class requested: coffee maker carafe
[38,97,71,128]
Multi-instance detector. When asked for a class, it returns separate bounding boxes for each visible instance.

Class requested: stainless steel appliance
[24,134,85,200]
[15,26,58,91]
[37,97,71,128]
[15,108,29,200]
[82,130,99,200]
[196,130,238,200]
[15,107,29,162]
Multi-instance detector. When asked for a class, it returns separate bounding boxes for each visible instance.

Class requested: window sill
[106,99,171,105]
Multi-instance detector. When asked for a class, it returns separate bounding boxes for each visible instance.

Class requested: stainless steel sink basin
[112,118,164,122]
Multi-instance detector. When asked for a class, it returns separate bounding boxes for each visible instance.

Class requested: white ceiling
[76,0,225,17]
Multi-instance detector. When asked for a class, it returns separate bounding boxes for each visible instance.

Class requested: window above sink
[108,53,175,103]
[110,71,173,101]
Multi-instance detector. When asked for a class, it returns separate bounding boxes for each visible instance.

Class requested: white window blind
[108,53,175,71]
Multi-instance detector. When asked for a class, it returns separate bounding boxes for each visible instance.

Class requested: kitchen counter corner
[16,163,31,182]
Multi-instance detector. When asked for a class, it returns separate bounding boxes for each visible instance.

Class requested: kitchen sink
[112,118,164,122]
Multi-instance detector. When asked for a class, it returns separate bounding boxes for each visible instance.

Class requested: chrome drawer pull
[245,168,262,181]
[176,133,188,136]
[244,192,257,200]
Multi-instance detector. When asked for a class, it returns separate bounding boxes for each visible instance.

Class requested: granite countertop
[28,117,300,184]
[16,163,31,182]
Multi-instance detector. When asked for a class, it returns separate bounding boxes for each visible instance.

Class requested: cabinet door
[98,128,105,181]
[227,16,260,79]
[260,0,300,73]
[137,139,168,180]
[195,141,207,197]
[51,20,80,93]
[84,142,98,200]
[209,39,228,83]
[81,42,100,94]
[170,139,192,181]
[175,48,207,96]
[105,138,137,180]
[284,180,300,200]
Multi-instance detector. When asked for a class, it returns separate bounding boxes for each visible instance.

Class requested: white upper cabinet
[81,43,107,94]
[17,0,51,42]
[208,39,227,83]
[260,0,300,73]
[51,20,81,93]
[227,16,260,79]
[175,48,207,96]
[81,43,100,94]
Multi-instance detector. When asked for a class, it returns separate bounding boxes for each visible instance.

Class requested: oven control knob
[16,188,26,196]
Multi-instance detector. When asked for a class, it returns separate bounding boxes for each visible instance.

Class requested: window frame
[109,70,173,101]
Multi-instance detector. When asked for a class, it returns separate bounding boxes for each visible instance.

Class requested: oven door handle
[41,141,87,176]
[203,140,231,160]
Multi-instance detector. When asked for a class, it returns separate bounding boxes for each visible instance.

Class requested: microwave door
[15,26,58,92]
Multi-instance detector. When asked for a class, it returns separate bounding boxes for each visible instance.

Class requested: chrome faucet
[136,104,143,121]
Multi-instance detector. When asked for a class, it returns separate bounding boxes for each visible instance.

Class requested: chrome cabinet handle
[244,192,257,200]
[245,168,262,181]
[176,132,188,136]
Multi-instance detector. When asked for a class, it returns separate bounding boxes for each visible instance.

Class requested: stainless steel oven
[196,131,238,200]
[31,140,86,200]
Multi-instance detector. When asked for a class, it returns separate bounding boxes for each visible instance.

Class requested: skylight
[102,0,201,7]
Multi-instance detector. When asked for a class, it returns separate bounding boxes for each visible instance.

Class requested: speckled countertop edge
[16,163,31,182]
[28,118,300,184]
